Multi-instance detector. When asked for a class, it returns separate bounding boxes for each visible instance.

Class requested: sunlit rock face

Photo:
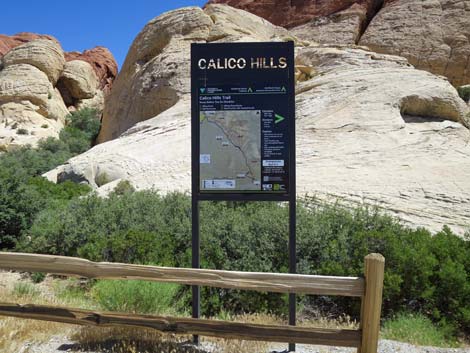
[0,33,117,149]
[46,5,470,235]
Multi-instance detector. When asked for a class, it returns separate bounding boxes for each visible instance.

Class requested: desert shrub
[457,86,470,102]
[0,170,89,249]
[19,192,470,336]
[0,109,100,250]
[95,172,111,187]
[91,280,181,315]
[30,272,46,284]
[113,180,135,195]
[65,108,101,142]
[16,128,28,135]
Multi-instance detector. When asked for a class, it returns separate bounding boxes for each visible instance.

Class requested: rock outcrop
[58,60,98,101]
[65,47,117,93]
[0,34,117,91]
[0,62,66,148]
[206,0,382,29]
[0,35,117,149]
[48,5,470,234]
[1,39,65,84]
[0,32,58,56]
[359,0,470,87]
[97,4,292,142]
[208,0,470,86]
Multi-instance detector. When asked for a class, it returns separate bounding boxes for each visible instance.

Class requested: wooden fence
[0,252,384,353]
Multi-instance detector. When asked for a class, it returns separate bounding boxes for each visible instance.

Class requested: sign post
[191,41,296,351]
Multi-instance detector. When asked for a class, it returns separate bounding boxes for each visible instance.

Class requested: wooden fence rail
[0,252,385,353]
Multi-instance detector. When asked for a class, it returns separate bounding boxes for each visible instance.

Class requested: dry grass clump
[0,274,74,353]
[71,326,200,353]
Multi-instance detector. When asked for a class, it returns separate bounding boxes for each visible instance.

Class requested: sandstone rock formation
[206,0,382,29]
[58,60,98,101]
[1,39,65,84]
[209,0,470,86]
[0,62,66,148]
[0,33,58,56]
[97,4,292,142]
[65,47,117,93]
[48,5,470,234]
[359,0,470,87]
[0,34,117,91]
[0,35,117,149]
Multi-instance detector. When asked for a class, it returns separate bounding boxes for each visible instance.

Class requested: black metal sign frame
[191,41,296,351]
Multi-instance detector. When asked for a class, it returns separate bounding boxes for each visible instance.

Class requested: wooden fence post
[359,253,385,353]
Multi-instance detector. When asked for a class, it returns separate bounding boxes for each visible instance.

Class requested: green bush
[457,86,470,102]
[65,108,101,142]
[20,192,470,337]
[91,280,181,315]
[0,108,100,250]
[30,272,46,284]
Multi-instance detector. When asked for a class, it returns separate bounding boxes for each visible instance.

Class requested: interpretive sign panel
[191,42,295,200]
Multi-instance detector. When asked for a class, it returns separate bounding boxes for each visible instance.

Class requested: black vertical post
[288,198,296,352]
[192,196,200,345]
[191,42,200,345]
[288,39,296,353]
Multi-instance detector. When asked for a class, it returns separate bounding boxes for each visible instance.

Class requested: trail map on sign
[200,110,261,191]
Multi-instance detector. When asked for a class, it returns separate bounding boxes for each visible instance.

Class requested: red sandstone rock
[65,47,118,93]
[206,0,382,28]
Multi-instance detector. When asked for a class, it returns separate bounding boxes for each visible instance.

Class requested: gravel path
[17,336,470,353]
[269,340,469,353]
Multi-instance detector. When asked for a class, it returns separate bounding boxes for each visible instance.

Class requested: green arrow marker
[275,114,285,124]
[200,88,206,93]
[247,87,253,93]
[281,86,286,92]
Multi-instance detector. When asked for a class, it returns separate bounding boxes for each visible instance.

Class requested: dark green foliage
[65,108,101,142]
[60,108,101,154]
[31,272,46,284]
[16,128,29,135]
[0,108,99,249]
[19,192,470,336]
[457,86,470,102]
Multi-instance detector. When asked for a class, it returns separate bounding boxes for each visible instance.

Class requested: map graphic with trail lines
[200,110,261,191]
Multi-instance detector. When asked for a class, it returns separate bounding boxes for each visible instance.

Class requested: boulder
[65,46,118,93]
[0,64,68,147]
[1,39,65,84]
[360,0,470,87]
[48,6,470,234]
[58,60,98,100]
[0,63,52,114]
[97,4,292,143]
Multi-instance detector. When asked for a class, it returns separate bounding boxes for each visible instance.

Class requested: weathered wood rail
[0,252,385,352]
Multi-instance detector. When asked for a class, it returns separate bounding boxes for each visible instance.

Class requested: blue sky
[1,0,207,70]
